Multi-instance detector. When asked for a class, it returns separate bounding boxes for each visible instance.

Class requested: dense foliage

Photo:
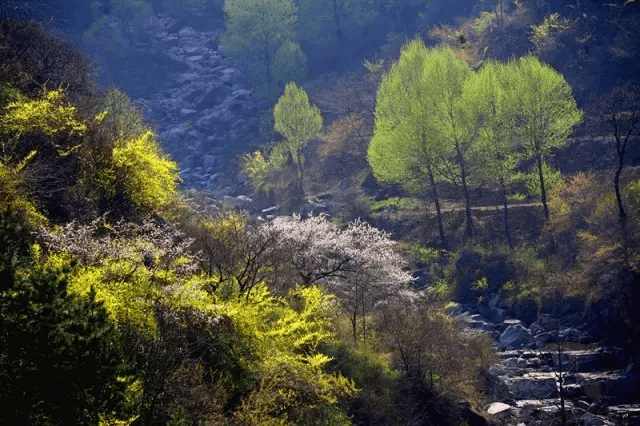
[4,0,640,423]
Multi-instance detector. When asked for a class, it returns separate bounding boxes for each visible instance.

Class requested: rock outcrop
[460,310,640,425]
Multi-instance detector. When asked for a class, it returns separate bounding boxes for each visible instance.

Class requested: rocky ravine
[140,19,259,190]
[89,4,260,190]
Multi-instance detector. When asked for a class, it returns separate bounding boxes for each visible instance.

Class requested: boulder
[221,195,253,211]
[505,373,557,399]
[299,202,329,218]
[487,402,513,415]
[195,83,232,110]
[499,324,534,350]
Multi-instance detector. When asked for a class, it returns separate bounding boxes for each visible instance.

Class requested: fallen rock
[499,324,534,350]
[487,402,513,414]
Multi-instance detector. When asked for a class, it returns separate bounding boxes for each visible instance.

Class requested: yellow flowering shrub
[112,131,179,211]
[0,87,86,138]
[0,152,47,227]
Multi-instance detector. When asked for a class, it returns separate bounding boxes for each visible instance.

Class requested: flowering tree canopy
[263,215,413,343]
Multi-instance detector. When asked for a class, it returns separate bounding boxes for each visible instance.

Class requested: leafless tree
[589,82,640,224]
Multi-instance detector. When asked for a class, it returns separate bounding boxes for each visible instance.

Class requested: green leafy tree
[421,44,478,238]
[0,255,131,425]
[221,0,297,91]
[466,61,522,248]
[297,0,380,43]
[272,39,308,90]
[512,55,582,220]
[273,82,322,191]
[368,41,472,244]
[525,160,561,200]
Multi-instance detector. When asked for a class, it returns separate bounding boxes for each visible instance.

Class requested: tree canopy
[511,55,582,219]
[368,41,474,243]
[273,82,323,181]
[369,40,582,244]
[221,0,298,91]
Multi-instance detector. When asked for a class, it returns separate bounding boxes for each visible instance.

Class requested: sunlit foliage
[368,40,472,242]
[227,284,356,425]
[0,151,47,227]
[0,87,86,138]
[511,55,582,219]
[273,82,323,181]
[112,130,179,211]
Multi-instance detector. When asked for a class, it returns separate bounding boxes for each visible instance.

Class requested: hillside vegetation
[1,0,640,424]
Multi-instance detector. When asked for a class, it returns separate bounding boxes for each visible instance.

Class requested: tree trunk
[332,0,342,41]
[614,152,626,221]
[537,155,549,220]
[502,186,513,249]
[362,301,366,347]
[457,145,474,237]
[428,168,447,248]
[351,311,358,346]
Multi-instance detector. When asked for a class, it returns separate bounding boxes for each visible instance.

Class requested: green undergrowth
[370,197,423,212]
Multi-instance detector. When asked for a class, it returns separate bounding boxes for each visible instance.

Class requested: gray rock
[499,324,534,349]
[202,154,217,170]
[180,108,198,118]
[196,83,233,110]
[222,195,253,210]
[339,178,352,192]
[506,373,557,399]
[487,402,513,414]
[530,314,559,336]
[300,203,328,218]
[261,206,279,215]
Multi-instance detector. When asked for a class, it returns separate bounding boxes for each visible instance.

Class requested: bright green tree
[368,39,447,245]
[221,0,297,90]
[465,61,522,248]
[273,82,322,189]
[368,41,476,244]
[512,55,582,220]
[421,44,477,238]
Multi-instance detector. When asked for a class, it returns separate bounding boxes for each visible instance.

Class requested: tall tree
[466,61,521,248]
[512,55,582,220]
[297,0,379,43]
[589,82,640,223]
[423,45,477,238]
[273,82,322,192]
[368,41,476,243]
[221,0,297,89]
[368,40,447,245]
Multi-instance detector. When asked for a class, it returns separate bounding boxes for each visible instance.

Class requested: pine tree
[0,215,131,425]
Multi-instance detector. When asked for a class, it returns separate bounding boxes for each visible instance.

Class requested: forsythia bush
[112,130,179,211]
[0,152,47,227]
[0,87,86,138]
